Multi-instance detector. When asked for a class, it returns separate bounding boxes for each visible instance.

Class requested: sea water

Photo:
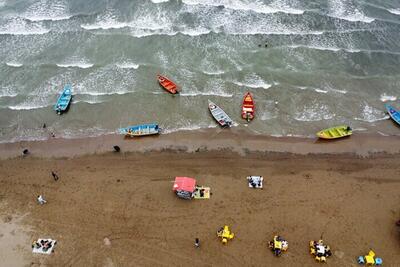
[0,0,399,142]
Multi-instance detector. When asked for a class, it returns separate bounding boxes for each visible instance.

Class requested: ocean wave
[202,70,225,75]
[115,63,140,69]
[232,74,273,89]
[180,91,233,97]
[6,62,23,67]
[7,103,49,110]
[150,0,169,3]
[56,63,94,69]
[233,81,272,89]
[23,15,73,22]
[328,0,375,23]
[162,124,217,134]
[288,44,360,53]
[380,94,397,102]
[78,91,133,96]
[72,99,104,104]
[22,0,72,22]
[388,9,400,15]
[294,103,335,122]
[181,0,304,15]
[314,88,328,94]
[355,104,389,123]
[0,87,18,98]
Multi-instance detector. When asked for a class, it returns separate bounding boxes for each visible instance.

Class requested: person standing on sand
[195,238,200,248]
[51,171,59,181]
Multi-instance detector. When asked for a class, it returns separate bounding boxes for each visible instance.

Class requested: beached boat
[241,92,255,122]
[157,74,179,94]
[316,125,352,139]
[118,123,160,137]
[385,104,400,126]
[54,85,72,114]
[208,100,233,127]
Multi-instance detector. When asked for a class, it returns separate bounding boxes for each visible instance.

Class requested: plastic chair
[357,256,365,264]
[375,258,382,265]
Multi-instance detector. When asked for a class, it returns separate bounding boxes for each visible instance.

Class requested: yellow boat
[316,125,352,139]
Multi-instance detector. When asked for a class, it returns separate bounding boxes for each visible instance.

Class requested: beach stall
[172,177,210,200]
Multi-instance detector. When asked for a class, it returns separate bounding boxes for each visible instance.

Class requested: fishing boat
[54,85,72,114]
[385,104,400,126]
[118,123,160,137]
[157,74,179,94]
[208,100,233,127]
[241,92,255,122]
[316,125,352,139]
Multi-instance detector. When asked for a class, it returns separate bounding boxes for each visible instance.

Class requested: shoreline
[1,128,400,159]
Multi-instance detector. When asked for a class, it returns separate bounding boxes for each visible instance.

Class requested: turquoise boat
[54,85,72,114]
[118,123,160,137]
[386,104,400,126]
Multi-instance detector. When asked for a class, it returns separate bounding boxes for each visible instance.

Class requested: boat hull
[317,125,352,139]
[157,75,179,94]
[54,85,72,114]
[119,123,160,137]
[208,100,233,127]
[241,92,255,121]
[386,104,400,126]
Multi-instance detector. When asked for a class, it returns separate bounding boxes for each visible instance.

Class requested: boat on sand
[316,125,352,139]
[208,100,233,127]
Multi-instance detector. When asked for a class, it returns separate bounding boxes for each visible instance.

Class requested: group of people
[32,239,56,252]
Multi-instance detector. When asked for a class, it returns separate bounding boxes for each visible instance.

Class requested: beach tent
[173,177,196,199]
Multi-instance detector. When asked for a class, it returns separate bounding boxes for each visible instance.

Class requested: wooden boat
[54,85,72,114]
[241,92,255,122]
[208,100,233,127]
[157,74,179,94]
[118,123,160,137]
[316,125,352,139]
[385,104,400,126]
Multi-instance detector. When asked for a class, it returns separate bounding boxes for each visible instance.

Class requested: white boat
[208,100,233,127]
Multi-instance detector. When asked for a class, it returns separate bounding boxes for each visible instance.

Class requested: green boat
[316,125,352,139]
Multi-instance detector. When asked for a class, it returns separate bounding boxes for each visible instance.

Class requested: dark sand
[0,131,400,266]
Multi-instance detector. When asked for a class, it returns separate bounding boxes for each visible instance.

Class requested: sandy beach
[0,131,400,266]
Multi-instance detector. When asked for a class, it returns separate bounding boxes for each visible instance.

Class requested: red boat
[241,92,255,121]
[157,74,179,94]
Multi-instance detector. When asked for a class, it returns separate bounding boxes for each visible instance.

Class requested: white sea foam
[181,0,304,15]
[355,104,389,123]
[0,87,18,98]
[0,18,50,35]
[233,74,272,89]
[22,0,72,22]
[115,63,139,69]
[8,103,49,110]
[202,70,225,75]
[79,91,132,96]
[150,0,169,3]
[388,9,400,15]
[162,124,217,134]
[180,91,233,97]
[57,63,94,69]
[314,88,328,94]
[380,94,397,102]
[294,103,335,122]
[328,0,375,23]
[6,62,23,67]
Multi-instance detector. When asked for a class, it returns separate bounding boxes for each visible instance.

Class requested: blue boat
[54,85,72,114]
[386,104,400,126]
[118,123,160,137]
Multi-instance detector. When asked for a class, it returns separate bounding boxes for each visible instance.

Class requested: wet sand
[0,131,400,266]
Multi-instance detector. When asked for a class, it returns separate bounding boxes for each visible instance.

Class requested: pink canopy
[173,177,196,193]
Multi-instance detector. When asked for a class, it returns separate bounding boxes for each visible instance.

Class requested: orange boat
[157,74,179,94]
[241,92,255,121]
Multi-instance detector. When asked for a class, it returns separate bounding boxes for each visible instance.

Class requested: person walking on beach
[37,195,47,205]
[51,171,59,181]
[195,238,200,248]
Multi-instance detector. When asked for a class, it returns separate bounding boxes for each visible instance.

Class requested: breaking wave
[380,94,397,102]
[56,63,94,69]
